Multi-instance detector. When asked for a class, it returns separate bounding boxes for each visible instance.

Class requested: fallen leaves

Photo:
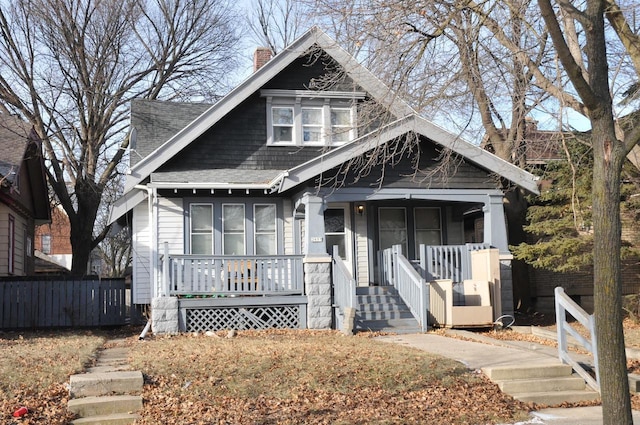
[130,329,531,424]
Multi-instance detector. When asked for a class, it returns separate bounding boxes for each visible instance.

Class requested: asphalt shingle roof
[0,113,32,184]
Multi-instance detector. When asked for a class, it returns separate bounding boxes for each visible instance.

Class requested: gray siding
[157,197,184,256]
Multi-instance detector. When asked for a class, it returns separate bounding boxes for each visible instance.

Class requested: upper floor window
[41,234,51,255]
[262,89,365,147]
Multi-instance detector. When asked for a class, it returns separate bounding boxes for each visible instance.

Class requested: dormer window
[262,89,365,146]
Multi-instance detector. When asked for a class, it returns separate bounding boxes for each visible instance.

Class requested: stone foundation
[151,297,179,335]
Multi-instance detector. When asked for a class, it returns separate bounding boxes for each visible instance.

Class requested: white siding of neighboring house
[283,199,294,255]
[0,205,27,276]
[354,207,370,286]
[157,197,184,256]
[132,202,151,304]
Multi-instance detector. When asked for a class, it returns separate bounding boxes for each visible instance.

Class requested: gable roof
[124,26,416,192]
[0,113,33,184]
[277,114,539,194]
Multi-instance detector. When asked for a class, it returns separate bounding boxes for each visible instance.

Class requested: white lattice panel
[186,306,300,332]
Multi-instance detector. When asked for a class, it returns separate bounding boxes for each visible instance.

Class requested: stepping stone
[69,371,143,398]
[68,395,142,417]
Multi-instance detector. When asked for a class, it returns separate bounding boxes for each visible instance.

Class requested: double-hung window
[272,107,294,143]
[263,90,364,146]
[414,207,442,251]
[223,204,246,255]
[254,204,277,255]
[190,204,213,255]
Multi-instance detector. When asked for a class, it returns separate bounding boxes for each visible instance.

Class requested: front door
[325,204,353,272]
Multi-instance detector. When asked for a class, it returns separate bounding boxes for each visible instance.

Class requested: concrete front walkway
[377,331,640,425]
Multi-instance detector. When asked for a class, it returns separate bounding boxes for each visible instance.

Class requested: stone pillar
[151,297,179,335]
[304,258,332,329]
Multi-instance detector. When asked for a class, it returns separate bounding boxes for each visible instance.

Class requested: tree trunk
[68,179,102,276]
[591,118,632,424]
[504,188,532,310]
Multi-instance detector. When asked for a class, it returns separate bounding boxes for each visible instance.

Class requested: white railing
[332,246,356,325]
[160,243,304,297]
[555,286,600,392]
[383,245,429,332]
[419,243,490,282]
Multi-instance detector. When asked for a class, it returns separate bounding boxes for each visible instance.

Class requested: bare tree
[314,0,640,422]
[247,0,311,55]
[0,0,240,275]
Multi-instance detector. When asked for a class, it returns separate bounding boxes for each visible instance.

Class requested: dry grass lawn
[0,329,105,424]
[130,329,531,424]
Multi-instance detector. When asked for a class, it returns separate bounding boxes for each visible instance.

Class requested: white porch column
[483,194,509,254]
[299,193,332,329]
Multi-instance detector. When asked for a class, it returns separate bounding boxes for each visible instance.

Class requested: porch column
[483,194,514,317]
[482,194,509,254]
[301,193,332,329]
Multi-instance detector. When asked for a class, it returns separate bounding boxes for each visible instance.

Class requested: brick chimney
[254,47,272,72]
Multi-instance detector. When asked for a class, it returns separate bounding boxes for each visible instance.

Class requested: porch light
[356,204,365,215]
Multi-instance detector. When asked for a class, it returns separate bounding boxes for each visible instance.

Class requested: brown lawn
[129,329,531,424]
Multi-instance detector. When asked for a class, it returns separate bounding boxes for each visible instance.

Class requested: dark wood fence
[0,277,127,329]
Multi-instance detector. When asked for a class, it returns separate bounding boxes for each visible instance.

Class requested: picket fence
[0,277,127,329]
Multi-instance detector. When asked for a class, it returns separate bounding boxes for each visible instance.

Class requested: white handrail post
[162,242,170,296]
[420,279,429,332]
[555,287,567,362]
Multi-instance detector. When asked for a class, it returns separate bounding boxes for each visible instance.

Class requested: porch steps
[67,339,143,425]
[354,286,421,334]
[483,364,600,405]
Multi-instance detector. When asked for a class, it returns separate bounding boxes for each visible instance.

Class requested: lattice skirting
[184,305,301,332]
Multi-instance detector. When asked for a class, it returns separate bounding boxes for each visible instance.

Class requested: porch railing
[332,247,356,314]
[419,243,490,282]
[160,243,304,297]
[383,245,429,332]
[555,286,599,392]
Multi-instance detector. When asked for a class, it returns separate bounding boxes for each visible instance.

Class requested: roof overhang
[108,188,149,225]
[124,27,415,193]
[278,115,540,195]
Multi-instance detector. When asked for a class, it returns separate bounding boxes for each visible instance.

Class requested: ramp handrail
[555,286,600,392]
[332,246,356,314]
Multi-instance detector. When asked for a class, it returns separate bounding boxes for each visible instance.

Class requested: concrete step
[356,310,414,320]
[68,395,143,417]
[483,364,573,380]
[87,365,132,374]
[69,371,143,398]
[357,302,409,312]
[355,318,422,334]
[357,294,404,305]
[71,412,140,425]
[496,375,587,393]
[512,389,600,405]
[356,286,398,296]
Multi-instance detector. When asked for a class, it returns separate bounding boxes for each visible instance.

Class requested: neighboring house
[0,113,50,276]
[35,204,73,271]
[109,27,539,334]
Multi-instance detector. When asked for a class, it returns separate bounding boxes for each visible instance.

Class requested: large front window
[190,204,213,255]
[254,204,277,255]
[379,207,407,253]
[223,204,245,255]
[414,207,442,250]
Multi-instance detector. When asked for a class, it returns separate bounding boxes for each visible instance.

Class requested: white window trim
[8,215,15,274]
[263,89,362,147]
